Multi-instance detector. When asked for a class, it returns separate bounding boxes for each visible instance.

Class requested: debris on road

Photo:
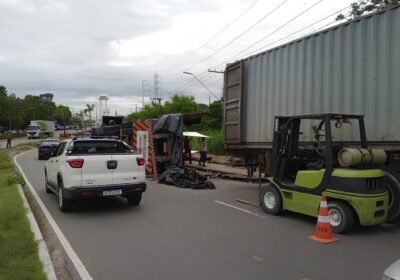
[159,167,215,190]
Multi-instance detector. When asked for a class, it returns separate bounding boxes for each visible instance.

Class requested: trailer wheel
[384,172,400,222]
[260,185,282,215]
[328,200,355,234]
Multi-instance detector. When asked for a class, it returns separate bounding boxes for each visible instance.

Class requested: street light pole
[183,71,218,105]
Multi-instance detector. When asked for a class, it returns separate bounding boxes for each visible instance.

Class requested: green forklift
[261,114,389,233]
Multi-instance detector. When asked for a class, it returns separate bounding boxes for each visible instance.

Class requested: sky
[0,0,355,117]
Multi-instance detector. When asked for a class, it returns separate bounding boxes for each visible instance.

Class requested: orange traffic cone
[309,196,339,244]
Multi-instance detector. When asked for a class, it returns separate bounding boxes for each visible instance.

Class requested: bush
[190,129,226,155]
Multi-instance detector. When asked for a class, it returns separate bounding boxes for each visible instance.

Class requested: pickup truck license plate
[102,189,122,196]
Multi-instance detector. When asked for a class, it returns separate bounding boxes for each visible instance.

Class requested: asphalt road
[0,130,78,149]
[17,150,400,280]
[0,137,33,149]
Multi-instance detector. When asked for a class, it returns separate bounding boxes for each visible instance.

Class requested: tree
[163,95,198,114]
[72,112,84,129]
[197,100,223,130]
[0,85,7,97]
[53,105,72,134]
[336,0,399,20]
[84,104,95,127]
[126,95,201,121]
[40,93,54,102]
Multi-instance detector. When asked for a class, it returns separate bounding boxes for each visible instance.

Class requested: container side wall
[237,6,400,145]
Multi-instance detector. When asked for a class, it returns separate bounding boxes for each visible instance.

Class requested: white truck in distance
[27,120,55,139]
[44,137,146,212]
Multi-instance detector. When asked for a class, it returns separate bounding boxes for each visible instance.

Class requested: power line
[241,4,350,59]
[174,72,213,94]
[184,0,288,71]
[211,4,351,70]
[169,71,209,94]
[228,0,323,62]
[169,0,260,70]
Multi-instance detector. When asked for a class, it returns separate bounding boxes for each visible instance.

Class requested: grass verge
[0,145,47,280]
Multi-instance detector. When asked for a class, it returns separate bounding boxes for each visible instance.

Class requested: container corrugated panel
[230,6,400,146]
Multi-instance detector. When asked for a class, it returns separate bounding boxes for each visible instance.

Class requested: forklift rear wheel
[384,172,400,222]
[328,200,355,234]
[261,185,282,215]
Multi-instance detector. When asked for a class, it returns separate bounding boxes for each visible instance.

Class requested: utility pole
[151,71,163,105]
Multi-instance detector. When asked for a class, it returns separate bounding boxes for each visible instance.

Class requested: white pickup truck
[44,137,146,212]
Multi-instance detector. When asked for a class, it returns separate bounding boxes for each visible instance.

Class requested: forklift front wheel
[261,185,282,215]
[328,200,356,234]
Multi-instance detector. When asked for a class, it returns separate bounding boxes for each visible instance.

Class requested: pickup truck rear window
[68,141,132,155]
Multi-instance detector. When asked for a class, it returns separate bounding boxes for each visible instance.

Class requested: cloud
[0,0,354,115]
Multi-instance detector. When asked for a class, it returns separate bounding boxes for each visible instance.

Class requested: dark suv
[38,139,60,160]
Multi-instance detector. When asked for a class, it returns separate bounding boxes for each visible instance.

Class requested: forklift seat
[295,169,325,189]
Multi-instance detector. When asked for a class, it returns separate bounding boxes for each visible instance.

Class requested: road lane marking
[214,200,266,218]
[15,150,93,280]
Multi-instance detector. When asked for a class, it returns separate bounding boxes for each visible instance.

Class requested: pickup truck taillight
[67,159,84,168]
[136,157,145,166]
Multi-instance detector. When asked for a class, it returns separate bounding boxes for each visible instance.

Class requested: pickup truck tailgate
[111,154,143,185]
[80,155,113,187]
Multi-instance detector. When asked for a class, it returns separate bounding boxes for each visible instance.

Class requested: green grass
[0,148,47,280]
[190,129,227,155]
[10,141,41,154]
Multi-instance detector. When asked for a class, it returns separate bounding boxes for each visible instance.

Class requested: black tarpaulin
[159,167,215,189]
[153,114,183,167]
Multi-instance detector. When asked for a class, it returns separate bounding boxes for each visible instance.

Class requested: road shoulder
[14,150,91,280]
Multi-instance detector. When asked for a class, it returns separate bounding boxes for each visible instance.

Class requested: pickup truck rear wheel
[127,193,142,206]
[45,173,52,194]
[58,180,72,212]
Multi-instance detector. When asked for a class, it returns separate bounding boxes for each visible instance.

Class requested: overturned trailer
[130,112,208,177]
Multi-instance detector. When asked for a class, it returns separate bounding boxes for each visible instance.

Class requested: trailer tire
[384,172,400,222]
[260,185,282,215]
[328,200,355,234]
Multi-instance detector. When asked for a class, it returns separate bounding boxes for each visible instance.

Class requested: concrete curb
[17,184,57,280]
[15,150,93,280]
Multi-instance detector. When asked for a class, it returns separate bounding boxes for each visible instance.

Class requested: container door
[224,61,243,144]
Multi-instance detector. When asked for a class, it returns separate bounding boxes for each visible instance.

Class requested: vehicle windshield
[41,140,60,145]
[67,141,132,155]
[299,117,361,146]
[27,125,39,130]
[330,118,360,144]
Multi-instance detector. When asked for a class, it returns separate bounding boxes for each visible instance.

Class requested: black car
[38,139,60,160]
